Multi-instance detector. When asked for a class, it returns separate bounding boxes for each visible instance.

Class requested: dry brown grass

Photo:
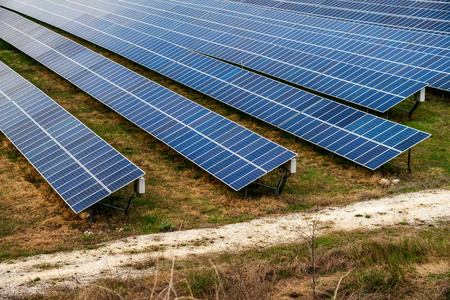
[28,225,448,300]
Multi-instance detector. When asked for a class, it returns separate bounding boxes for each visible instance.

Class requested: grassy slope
[0,29,449,261]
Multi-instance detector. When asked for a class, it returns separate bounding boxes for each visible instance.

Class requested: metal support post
[409,101,421,118]
[387,149,412,173]
[99,192,139,215]
[409,87,425,118]
[246,167,293,198]
[407,148,412,173]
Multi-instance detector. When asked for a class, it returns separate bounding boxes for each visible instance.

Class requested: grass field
[0,24,449,264]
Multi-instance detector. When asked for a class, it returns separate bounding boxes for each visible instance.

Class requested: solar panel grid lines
[8,0,450,68]
[161,0,450,57]
[0,60,145,213]
[120,0,450,91]
[305,0,449,11]
[269,0,450,22]
[25,0,432,112]
[173,0,450,60]
[59,0,441,106]
[223,0,450,35]
[0,8,297,191]
[0,3,432,170]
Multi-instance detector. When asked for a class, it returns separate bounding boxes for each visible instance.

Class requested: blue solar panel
[0,5,431,170]
[222,0,450,35]
[103,0,449,92]
[39,0,445,108]
[0,8,297,191]
[126,0,448,91]
[0,61,145,214]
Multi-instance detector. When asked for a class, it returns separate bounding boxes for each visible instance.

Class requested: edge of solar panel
[0,3,432,171]
[0,61,145,214]
[0,8,298,191]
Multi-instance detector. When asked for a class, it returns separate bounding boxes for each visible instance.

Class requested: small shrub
[79,232,95,242]
[159,221,174,232]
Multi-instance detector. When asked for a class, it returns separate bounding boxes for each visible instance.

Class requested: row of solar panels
[0,0,429,113]
[17,0,448,111]
[0,61,145,213]
[0,5,431,171]
[130,0,449,91]
[0,4,433,212]
[223,0,450,34]
[0,8,298,212]
[171,0,450,56]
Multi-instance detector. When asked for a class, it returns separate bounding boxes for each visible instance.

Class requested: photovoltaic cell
[0,61,145,213]
[0,8,297,191]
[0,5,431,170]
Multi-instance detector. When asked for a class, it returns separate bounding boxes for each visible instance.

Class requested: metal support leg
[387,149,413,173]
[409,101,421,118]
[244,186,248,199]
[247,167,292,198]
[275,171,289,196]
[409,87,425,118]
[407,149,411,173]
[124,196,134,215]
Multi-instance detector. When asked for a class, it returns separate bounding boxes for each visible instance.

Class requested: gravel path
[1,189,449,298]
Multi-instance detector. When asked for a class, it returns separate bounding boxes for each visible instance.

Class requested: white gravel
[0,189,449,298]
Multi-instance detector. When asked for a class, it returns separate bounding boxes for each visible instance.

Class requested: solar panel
[221,0,450,35]
[0,3,431,170]
[0,61,145,213]
[160,0,450,91]
[94,0,449,93]
[0,8,297,191]
[171,0,450,57]
[16,0,434,112]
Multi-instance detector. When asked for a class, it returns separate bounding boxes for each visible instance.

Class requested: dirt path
[1,189,449,298]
